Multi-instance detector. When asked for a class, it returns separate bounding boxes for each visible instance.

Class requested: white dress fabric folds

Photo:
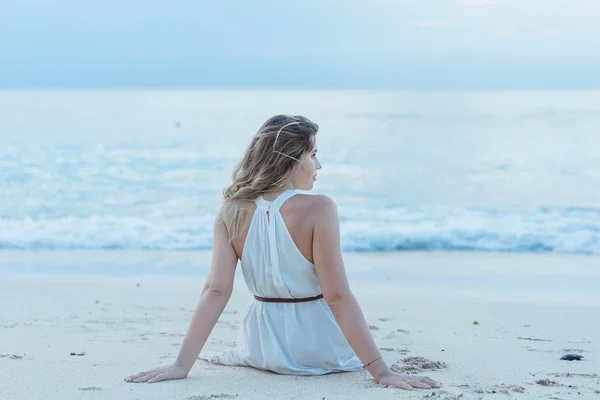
[199,190,362,375]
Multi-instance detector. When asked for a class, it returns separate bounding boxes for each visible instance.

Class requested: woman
[125,115,441,391]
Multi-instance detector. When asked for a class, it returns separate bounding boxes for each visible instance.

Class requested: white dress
[199,190,362,375]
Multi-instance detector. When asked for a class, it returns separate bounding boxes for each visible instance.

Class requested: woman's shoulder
[290,193,339,218]
[295,193,335,206]
[217,199,256,226]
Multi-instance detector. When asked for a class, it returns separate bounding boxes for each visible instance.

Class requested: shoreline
[2,250,599,301]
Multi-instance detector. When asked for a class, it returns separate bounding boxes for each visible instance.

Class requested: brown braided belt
[253,294,324,303]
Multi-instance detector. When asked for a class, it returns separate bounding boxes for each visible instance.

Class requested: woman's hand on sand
[377,371,441,390]
[125,362,188,383]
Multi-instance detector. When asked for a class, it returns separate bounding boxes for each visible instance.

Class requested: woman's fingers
[125,368,157,382]
[392,381,413,390]
[147,373,169,383]
[125,372,142,382]
[133,371,161,383]
[407,379,430,389]
[417,376,441,388]
[124,364,188,384]
[379,372,441,391]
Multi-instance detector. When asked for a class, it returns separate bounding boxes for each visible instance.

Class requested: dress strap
[254,189,296,212]
[271,190,297,211]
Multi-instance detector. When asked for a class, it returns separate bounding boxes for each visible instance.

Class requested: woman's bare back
[230,193,321,263]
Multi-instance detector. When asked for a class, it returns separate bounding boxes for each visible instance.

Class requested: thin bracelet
[362,356,383,369]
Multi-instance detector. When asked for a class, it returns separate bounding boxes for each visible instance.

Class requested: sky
[0,0,599,89]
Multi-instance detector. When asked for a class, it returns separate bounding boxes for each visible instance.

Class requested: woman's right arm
[311,195,440,390]
[125,206,238,383]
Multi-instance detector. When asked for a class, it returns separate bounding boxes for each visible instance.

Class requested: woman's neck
[261,187,292,202]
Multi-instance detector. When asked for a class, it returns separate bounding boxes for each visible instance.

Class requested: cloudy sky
[0,0,598,88]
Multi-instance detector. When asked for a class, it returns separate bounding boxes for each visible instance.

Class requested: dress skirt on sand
[199,190,362,375]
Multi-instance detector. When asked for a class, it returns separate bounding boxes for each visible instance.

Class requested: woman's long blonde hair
[223,114,318,240]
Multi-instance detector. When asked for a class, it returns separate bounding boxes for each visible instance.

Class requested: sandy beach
[1,251,599,400]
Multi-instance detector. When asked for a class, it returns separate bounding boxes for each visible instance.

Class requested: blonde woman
[125,115,441,391]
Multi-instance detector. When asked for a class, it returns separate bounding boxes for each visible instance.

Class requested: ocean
[1,89,599,255]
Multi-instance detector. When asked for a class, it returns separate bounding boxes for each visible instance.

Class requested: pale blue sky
[1,0,598,88]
